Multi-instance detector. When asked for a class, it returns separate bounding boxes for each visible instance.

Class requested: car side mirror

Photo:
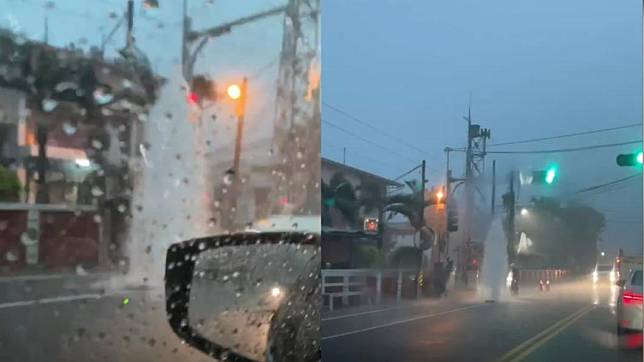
[165,232,320,362]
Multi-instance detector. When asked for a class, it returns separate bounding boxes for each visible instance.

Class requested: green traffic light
[545,167,557,184]
[637,152,643,164]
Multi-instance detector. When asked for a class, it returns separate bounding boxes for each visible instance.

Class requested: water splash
[478,216,510,302]
[99,68,216,296]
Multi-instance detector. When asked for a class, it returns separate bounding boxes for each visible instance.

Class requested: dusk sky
[322,0,642,255]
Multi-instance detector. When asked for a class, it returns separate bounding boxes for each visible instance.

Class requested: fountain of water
[478,216,510,302]
[100,69,216,295]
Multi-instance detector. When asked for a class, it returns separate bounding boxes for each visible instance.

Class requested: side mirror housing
[164,232,320,362]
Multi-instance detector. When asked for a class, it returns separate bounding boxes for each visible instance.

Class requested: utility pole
[445,148,451,259]
[417,159,426,299]
[232,78,248,182]
[462,107,490,249]
[491,160,496,215]
[505,170,516,264]
[343,147,346,164]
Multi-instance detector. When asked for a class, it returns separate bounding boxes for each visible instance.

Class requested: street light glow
[227,84,241,100]
[436,190,444,202]
[521,208,529,216]
[601,251,605,256]
[637,152,643,164]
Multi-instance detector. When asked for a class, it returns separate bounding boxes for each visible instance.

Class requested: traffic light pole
[417,160,426,299]
[228,78,248,228]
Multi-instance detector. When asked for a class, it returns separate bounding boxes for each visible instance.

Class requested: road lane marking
[322,303,487,340]
[0,273,110,282]
[0,293,105,309]
[322,305,410,321]
[499,304,595,362]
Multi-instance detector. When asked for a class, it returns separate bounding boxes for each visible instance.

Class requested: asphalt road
[321,278,643,362]
[0,274,216,362]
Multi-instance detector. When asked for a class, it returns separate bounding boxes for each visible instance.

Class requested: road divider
[499,304,595,362]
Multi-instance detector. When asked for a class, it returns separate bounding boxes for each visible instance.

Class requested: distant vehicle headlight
[592,271,598,283]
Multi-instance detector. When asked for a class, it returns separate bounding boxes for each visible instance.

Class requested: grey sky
[322,0,642,254]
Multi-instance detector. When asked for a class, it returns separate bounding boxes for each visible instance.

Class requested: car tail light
[623,290,643,305]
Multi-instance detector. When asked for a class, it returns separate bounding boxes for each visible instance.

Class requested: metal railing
[322,268,416,311]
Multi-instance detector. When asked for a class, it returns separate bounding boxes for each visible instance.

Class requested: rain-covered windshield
[0,1,319,361]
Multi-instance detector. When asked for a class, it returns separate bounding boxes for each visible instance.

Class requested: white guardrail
[321,269,416,311]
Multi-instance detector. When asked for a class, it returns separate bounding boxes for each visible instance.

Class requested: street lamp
[601,251,605,257]
[520,208,529,217]
[226,84,241,100]
[436,190,444,203]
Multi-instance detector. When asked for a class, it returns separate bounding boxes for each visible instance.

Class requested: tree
[0,165,21,202]
[321,172,359,228]
[384,180,436,250]
[517,197,605,272]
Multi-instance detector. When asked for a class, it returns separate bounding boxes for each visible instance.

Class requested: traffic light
[616,152,643,167]
[188,75,216,106]
[447,209,458,232]
[532,166,558,185]
[364,218,378,233]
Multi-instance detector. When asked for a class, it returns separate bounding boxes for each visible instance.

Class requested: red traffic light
[187,92,199,105]
[363,218,378,233]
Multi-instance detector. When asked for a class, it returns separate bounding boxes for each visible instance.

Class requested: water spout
[478,216,510,302]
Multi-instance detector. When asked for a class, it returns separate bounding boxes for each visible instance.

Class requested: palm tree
[384,180,436,250]
[321,172,359,228]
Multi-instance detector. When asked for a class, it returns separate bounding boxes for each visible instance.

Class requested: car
[592,264,615,284]
[616,268,643,335]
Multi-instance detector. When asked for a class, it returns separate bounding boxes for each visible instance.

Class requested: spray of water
[99,69,216,296]
[478,216,510,302]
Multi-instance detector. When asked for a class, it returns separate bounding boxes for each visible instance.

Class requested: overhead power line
[322,119,416,163]
[323,102,427,155]
[394,164,422,181]
[489,123,642,147]
[454,140,642,154]
[574,173,641,195]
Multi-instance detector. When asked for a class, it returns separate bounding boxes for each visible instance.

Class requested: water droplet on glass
[92,139,103,149]
[232,271,240,278]
[42,98,58,112]
[198,242,206,250]
[91,186,104,197]
[75,265,88,276]
[62,122,77,135]
[54,81,77,93]
[93,88,114,105]
[296,151,303,159]
[117,204,127,213]
[223,170,234,185]
[5,251,17,262]
[94,214,102,223]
